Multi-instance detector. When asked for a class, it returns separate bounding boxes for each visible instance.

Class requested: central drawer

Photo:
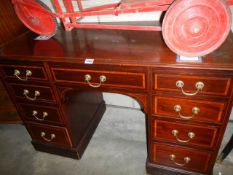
[51,68,146,89]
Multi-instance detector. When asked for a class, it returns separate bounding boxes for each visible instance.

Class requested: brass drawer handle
[84,74,106,88]
[176,80,204,96]
[23,89,40,101]
[174,105,200,120]
[14,69,32,81]
[40,132,56,142]
[32,110,48,121]
[172,130,195,143]
[170,154,191,167]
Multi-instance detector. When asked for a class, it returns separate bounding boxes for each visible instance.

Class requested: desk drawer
[51,68,146,89]
[153,96,225,123]
[19,104,63,124]
[151,143,212,173]
[2,65,47,81]
[152,120,219,148]
[9,83,55,103]
[27,123,72,147]
[154,74,231,96]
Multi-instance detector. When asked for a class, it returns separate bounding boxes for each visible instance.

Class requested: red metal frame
[12,0,233,32]
[11,0,176,32]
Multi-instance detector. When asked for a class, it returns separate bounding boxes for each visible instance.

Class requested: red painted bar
[63,5,169,18]
[53,0,68,30]
[76,0,83,11]
[120,0,174,9]
[65,23,162,31]
[64,0,76,23]
[83,3,120,12]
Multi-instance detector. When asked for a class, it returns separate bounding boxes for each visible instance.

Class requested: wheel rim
[14,3,56,35]
[162,0,231,57]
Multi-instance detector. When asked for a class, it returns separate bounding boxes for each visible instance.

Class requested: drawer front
[2,65,47,81]
[9,83,55,103]
[51,68,146,89]
[27,123,72,147]
[151,143,212,173]
[153,96,225,123]
[19,104,63,124]
[154,74,231,96]
[152,120,219,148]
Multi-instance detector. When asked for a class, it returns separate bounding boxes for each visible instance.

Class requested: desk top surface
[1,28,233,70]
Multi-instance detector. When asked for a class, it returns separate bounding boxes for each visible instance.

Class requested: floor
[0,106,232,175]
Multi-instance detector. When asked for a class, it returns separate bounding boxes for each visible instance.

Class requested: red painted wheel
[162,0,231,57]
[14,1,56,35]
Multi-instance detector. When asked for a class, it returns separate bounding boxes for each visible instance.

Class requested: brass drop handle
[170,154,191,166]
[32,110,48,121]
[23,89,40,101]
[84,74,106,88]
[176,80,204,96]
[14,69,32,81]
[174,105,200,120]
[172,130,195,143]
[40,132,56,142]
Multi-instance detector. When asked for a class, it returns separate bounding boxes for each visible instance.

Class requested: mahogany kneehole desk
[1,29,233,175]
